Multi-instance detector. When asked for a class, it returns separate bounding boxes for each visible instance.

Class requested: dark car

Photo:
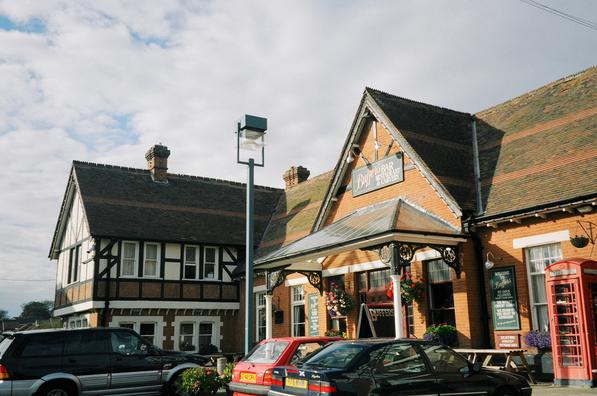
[268,339,532,396]
[0,327,209,396]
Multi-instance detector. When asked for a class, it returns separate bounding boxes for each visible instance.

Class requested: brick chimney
[283,166,310,189]
[145,144,170,183]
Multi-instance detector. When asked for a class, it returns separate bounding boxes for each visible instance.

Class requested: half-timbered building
[49,145,281,353]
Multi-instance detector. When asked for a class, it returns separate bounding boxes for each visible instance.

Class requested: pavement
[531,383,597,395]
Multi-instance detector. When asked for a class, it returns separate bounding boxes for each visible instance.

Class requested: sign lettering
[490,267,521,331]
[308,293,319,336]
[352,153,404,197]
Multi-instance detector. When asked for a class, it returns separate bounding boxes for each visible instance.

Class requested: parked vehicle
[0,327,209,396]
[229,337,340,396]
[269,339,532,396]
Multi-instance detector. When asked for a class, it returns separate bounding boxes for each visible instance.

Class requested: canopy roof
[254,198,466,270]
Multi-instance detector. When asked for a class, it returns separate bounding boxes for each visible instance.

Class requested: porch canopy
[254,197,466,276]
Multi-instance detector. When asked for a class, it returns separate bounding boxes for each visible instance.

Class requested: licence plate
[240,372,257,383]
[285,378,308,389]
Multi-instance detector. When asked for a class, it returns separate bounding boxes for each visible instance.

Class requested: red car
[228,337,340,396]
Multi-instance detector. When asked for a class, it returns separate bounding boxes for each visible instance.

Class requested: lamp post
[236,114,267,355]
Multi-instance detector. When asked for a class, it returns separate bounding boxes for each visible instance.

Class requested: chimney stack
[145,144,170,183]
[283,166,310,189]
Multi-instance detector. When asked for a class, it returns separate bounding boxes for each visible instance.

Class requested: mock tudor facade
[49,146,282,353]
[49,66,596,357]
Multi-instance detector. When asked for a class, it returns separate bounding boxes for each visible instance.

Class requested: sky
[0,0,595,317]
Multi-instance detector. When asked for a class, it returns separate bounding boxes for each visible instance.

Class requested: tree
[0,309,8,320]
[19,300,53,321]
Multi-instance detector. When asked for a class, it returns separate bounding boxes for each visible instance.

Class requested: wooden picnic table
[454,348,536,384]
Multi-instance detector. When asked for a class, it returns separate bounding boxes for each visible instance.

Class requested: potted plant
[524,331,553,378]
[179,367,222,396]
[423,323,458,346]
[324,282,354,316]
[385,272,424,303]
[524,330,551,350]
[220,363,235,396]
[570,235,590,248]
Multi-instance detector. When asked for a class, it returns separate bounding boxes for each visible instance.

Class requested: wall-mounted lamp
[346,144,360,164]
[484,252,496,270]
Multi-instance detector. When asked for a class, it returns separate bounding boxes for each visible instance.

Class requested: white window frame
[203,246,219,280]
[109,316,164,348]
[291,285,305,337]
[139,322,157,345]
[256,291,266,342]
[524,243,562,331]
[121,241,139,277]
[143,242,160,278]
[178,322,196,351]
[172,316,222,352]
[67,245,81,285]
[184,245,200,280]
[198,321,215,348]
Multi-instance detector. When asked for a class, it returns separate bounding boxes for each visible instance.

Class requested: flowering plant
[179,367,222,395]
[524,331,551,350]
[423,323,457,346]
[324,329,347,338]
[385,272,424,303]
[324,282,354,316]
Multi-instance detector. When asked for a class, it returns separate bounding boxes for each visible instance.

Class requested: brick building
[252,66,597,351]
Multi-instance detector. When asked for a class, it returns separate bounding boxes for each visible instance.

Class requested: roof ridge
[72,160,283,192]
[365,87,472,118]
[476,65,597,116]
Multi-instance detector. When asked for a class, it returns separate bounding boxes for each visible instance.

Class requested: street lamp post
[236,114,267,355]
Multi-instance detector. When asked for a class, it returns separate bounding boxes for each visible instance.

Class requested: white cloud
[0,0,595,316]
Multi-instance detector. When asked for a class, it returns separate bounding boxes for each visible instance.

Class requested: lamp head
[484,252,495,270]
[238,115,267,152]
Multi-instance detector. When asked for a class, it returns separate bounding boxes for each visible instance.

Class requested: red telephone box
[545,258,597,387]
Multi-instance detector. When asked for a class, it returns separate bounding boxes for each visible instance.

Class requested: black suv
[0,327,209,396]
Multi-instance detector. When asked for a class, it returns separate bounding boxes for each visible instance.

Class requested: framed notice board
[490,266,521,331]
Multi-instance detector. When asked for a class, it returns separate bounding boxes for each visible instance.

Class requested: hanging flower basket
[385,272,424,303]
[423,323,458,346]
[570,235,589,248]
[324,282,354,316]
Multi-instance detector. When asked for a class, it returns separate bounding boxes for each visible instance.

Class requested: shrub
[220,362,235,385]
[324,329,347,338]
[424,323,458,346]
[179,367,221,395]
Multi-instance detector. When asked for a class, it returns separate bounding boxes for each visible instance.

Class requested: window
[244,340,290,364]
[302,342,367,369]
[122,241,138,277]
[199,322,214,347]
[179,323,195,351]
[290,342,324,365]
[421,344,468,373]
[256,292,266,342]
[184,246,199,279]
[203,247,218,279]
[20,334,63,357]
[377,343,428,374]
[143,243,159,277]
[291,285,306,336]
[139,323,156,345]
[110,330,148,355]
[64,331,106,354]
[67,245,81,284]
[370,269,391,289]
[525,243,562,331]
[427,259,455,327]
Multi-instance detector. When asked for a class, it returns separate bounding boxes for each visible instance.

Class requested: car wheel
[163,373,184,396]
[37,382,76,396]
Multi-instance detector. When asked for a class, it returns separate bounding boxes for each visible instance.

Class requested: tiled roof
[475,66,597,218]
[73,161,282,246]
[255,171,333,258]
[366,88,476,211]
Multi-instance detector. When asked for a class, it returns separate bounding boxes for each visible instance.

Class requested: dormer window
[121,241,138,277]
[144,243,160,277]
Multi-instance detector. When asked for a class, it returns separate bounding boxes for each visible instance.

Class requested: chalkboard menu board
[490,267,520,330]
[308,293,319,336]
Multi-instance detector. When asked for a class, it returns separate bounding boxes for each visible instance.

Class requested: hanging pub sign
[490,266,521,331]
[307,293,319,336]
[352,153,404,197]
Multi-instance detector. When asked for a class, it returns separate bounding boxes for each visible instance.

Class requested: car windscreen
[243,340,290,364]
[301,342,367,369]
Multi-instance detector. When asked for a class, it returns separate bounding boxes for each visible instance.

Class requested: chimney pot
[145,144,170,183]
[283,166,310,189]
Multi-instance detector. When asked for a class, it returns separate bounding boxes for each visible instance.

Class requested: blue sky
[0,0,596,317]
